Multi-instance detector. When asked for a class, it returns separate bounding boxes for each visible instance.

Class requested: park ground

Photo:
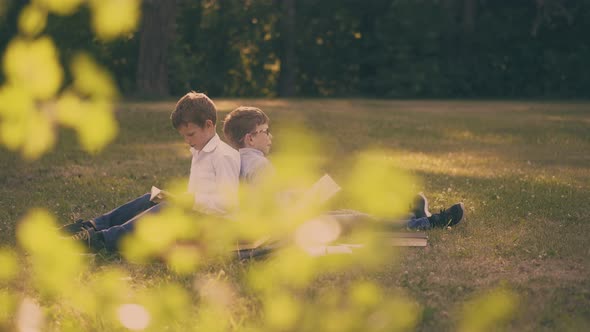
[1,99,589,331]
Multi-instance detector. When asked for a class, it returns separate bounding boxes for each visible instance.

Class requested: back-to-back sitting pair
[60,92,465,252]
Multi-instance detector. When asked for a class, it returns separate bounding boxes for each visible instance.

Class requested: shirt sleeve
[246,158,274,184]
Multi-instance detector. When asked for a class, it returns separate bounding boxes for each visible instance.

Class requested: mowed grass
[1,99,589,331]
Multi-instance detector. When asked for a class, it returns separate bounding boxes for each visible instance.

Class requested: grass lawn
[1,99,589,331]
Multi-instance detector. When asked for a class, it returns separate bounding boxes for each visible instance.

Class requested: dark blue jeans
[92,193,164,251]
[325,210,431,231]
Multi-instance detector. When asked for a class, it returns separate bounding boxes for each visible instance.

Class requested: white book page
[304,174,341,205]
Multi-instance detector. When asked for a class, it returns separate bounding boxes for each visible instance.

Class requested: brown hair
[222,106,269,149]
[170,91,217,129]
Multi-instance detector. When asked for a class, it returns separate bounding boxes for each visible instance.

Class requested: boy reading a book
[222,106,464,230]
[61,92,240,252]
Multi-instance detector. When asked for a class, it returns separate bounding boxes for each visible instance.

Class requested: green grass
[1,99,589,331]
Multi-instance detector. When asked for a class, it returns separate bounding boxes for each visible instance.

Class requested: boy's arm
[193,153,240,215]
[245,158,274,184]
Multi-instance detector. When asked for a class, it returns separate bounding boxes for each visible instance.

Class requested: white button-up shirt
[188,133,240,215]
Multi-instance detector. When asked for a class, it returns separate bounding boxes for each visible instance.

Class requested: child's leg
[92,193,157,230]
[324,209,375,234]
[404,215,431,230]
[379,213,431,230]
[404,202,465,229]
[98,202,166,252]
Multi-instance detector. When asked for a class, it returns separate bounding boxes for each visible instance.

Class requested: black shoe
[59,219,95,235]
[71,228,105,251]
[412,193,432,218]
[428,203,464,228]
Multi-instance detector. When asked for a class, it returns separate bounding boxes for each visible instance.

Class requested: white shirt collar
[190,133,221,155]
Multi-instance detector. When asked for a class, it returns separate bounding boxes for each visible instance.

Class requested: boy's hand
[151,189,175,203]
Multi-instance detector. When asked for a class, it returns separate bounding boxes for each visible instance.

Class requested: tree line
[1,0,589,98]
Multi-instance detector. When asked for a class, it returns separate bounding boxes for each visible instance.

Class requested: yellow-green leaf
[0,248,18,281]
[18,4,47,37]
[22,110,55,159]
[71,53,118,99]
[34,0,85,16]
[75,99,118,152]
[89,0,140,41]
[3,37,63,100]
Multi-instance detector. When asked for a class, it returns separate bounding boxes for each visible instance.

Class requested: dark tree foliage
[1,0,589,98]
[0,0,24,83]
[170,0,279,97]
[277,0,296,97]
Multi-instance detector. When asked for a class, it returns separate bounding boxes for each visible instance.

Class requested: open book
[149,186,174,203]
[292,173,341,209]
[306,173,342,204]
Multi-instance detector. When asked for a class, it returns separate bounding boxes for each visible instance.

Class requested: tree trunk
[135,0,177,97]
[277,0,297,97]
[358,8,377,95]
[462,0,476,36]
[441,0,459,60]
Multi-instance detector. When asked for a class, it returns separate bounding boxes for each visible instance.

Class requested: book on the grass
[390,237,428,247]
[305,235,428,256]
[237,231,428,258]
[234,236,272,251]
[388,232,428,247]
[326,233,427,253]
[388,232,428,239]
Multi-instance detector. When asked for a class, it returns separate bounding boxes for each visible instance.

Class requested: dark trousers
[92,193,163,251]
